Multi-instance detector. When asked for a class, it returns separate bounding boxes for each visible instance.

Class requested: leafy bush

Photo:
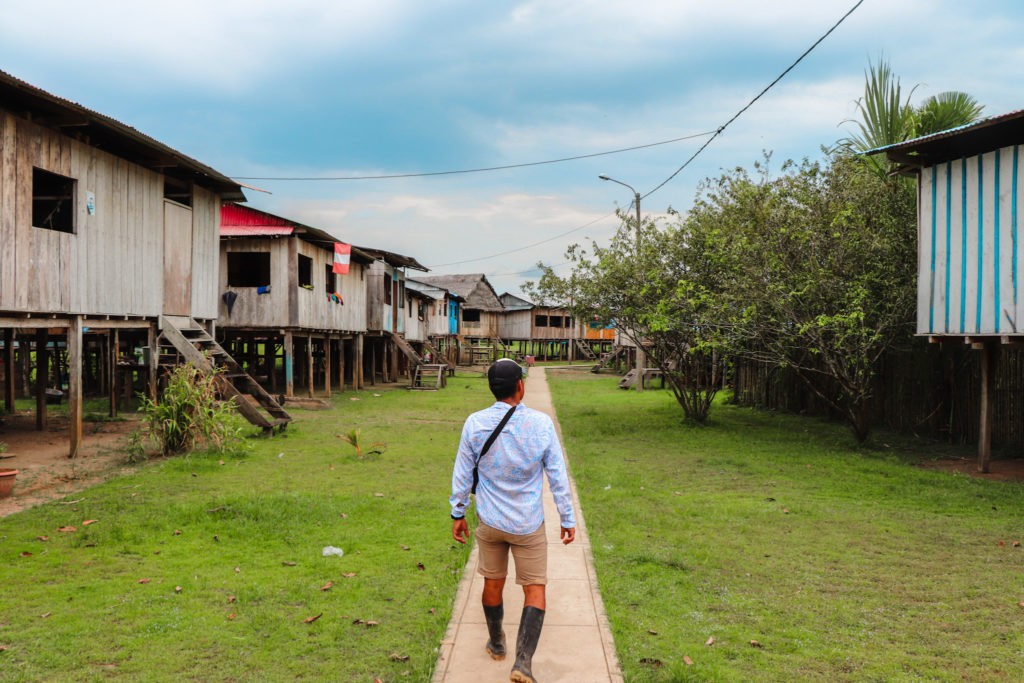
[139,363,241,456]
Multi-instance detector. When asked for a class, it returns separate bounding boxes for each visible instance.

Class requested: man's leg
[482,577,507,660]
[511,585,546,683]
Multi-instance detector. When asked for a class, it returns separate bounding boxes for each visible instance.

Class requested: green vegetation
[548,370,1024,682]
[0,376,492,682]
[138,364,241,456]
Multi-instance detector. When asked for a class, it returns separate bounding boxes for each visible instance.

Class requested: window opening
[163,176,193,207]
[33,168,76,233]
[383,274,392,305]
[227,252,271,287]
[462,309,480,323]
[324,264,336,294]
[535,315,548,327]
[298,255,313,289]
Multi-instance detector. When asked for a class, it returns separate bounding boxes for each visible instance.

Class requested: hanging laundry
[257,285,272,295]
[222,290,238,315]
[333,292,344,305]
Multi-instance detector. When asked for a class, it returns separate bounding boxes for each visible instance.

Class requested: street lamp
[598,174,645,392]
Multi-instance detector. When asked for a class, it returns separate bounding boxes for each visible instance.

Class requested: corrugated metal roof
[0,70,244,201]
[220,203,374,262]
[354,247,429,272]
[866,108,1024,168]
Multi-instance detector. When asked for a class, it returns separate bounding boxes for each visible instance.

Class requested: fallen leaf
[373,492,385,498]
[173,529,182,536]
[281,561,297,567]
[234,567,241,573]
[416,563,425,571]
[0,645,8,651]
[372,393,381,397]
[340,513,348,519]
[750,640,763,648]
[998,540,1006,547]
[214,535,220,542]
[228,596,236,603]
[175,586,183,594]
[219,460,225,466]
[349,397,360,401]
[57,526,76,533]
[228,613,236,620]
[389,653,410,662]
[40,612,51,619]
[782,508,790,514]
[36,536,49,542]
[321,581,333,591]
[20,551,32,557]
[639,657,663,668]
[705,636,716,646]
[304,613,322,624]
[1018,601,1024,608]
[191,473,197,477]
[342,572,357,578]
[647,629,658,635]
[684,655,694,666]
[429,608,437,614]
[400,544,410,551]
[82,519,99,526]
[1014,541,1021,548]
[138,578,151,584]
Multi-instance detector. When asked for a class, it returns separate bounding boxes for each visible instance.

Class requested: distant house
[0,70,245,455]
[415,274,504,364]
[874,109,1024,471]
[498,292,615,361]
[218,203,375,396]
[406,277,463,366]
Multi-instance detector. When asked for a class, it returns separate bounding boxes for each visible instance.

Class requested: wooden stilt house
[873,109,1024,471]
[0,70,290,454]
[406,277,463,367]
[415,274,504,365]
[218,203,375,400]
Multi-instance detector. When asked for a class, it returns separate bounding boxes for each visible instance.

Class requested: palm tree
[840,57,984,176]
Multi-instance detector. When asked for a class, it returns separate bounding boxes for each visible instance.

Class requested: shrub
[139,363,241,456]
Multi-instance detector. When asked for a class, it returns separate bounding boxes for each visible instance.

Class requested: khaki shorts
[475,521,548,586]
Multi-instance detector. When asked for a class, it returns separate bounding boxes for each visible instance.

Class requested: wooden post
[338,339,346,393]
[35,328,48,431]
[4,329,14,413]
[147,324,158,401]
[267,337,278,393]
[67,318,83,458]
[370,341,377,386]
[284,331,295,397]
[324,337,332,398]
[109,328,120,417]
[306,335,315,398]
[355,333,365,390]
[18,339,31,398]
[978,342,994,473]
[389,339,399,381]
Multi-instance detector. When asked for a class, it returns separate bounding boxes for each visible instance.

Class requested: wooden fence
[732,340,1024,451]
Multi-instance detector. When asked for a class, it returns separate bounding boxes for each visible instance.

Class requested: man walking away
[450,359,576,683]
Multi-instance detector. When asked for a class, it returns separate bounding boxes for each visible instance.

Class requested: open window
[163,176,193,207]
[535,314,548,327]
[324,264,336,294]
[462,309,480,323]
[227,252,270,287]
[383,274,392,305]
[32,168,76,233]
[298,255,313,289]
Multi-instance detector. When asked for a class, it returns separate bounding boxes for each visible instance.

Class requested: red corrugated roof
[220,203,295,236]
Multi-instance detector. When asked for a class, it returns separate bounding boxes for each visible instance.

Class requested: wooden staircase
[159,316,292,434]
[422,338,455,374]
[592,345,626,373]
[573,339,598,361]
[389,331,422,366]
[618,368,638,389]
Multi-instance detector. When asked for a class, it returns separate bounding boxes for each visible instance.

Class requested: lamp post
[598,174,645,392]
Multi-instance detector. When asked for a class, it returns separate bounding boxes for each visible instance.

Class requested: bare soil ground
[918,455,1024,481]
[0,411,141,517]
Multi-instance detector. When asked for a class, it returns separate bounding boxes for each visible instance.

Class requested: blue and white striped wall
[918,145,1023,336]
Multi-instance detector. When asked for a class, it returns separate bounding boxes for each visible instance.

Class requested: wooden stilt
[147,324,158,400]
[338,339,346,393]
[267,337,278,393]
[68,318,83,458]
[355,333,365,390]
[324,337,332,398]
[18,339,31,398]
[284,331,295,397]
[306,335,315,398]
[35,328,48,431]
[4,329,14,413]
[978,342,994,473]
[109,328,120,417]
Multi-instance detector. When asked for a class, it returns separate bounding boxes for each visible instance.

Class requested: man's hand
[452,517,469,544]
[561,526,575,545]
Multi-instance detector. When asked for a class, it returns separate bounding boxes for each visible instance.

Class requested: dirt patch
[918,456,1024,482]
[0,411,141,517]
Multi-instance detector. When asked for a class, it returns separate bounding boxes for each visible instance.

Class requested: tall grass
[549,370,1024,682]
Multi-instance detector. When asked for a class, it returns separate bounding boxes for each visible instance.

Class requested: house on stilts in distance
[415,273,505,365]
[0,70,291,455]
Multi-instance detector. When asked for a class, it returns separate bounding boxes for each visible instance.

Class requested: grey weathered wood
[3,328,14,413]
[35,328,47,430]
[978,342,993,473]
[68,316,82,458]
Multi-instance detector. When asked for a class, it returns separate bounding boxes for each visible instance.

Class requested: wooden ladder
[410,364,447,390]
[618,368,638,389]
[159,316,292,434]
[422,338,455,375]
[388,331,423,366]
[592,345,626,373]
[573,339,598,361]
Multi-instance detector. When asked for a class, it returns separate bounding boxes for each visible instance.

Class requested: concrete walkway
[433,368,623,683]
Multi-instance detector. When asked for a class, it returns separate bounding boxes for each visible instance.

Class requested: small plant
[338,428,386,460]
[0,441,7,454]
[139,363,241,456]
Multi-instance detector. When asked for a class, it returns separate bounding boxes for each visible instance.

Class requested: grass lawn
[548,369,1024,682]
[0,375,494,682]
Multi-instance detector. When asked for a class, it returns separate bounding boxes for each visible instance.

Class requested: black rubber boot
[509,606,545,683]
[483,603,506,660]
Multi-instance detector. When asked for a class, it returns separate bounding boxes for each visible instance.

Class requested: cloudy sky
[2,1,1023,295]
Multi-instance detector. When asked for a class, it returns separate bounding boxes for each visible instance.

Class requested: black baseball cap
[488,358,524,398]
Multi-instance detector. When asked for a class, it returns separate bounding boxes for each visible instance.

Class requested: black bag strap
[477,405,517,464]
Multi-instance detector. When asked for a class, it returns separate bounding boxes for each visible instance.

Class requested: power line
[426,211,619,268]
[232,130,717,181]
[642,0,865,200]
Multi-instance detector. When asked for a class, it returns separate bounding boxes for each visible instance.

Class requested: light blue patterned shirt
[450,401,576,535]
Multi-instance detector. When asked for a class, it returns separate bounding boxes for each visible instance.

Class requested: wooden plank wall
[220,239,288,327]
[498,310,532,339]
[191,187,219,320]
[919,146,1024,335]
[0,109,222,318]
